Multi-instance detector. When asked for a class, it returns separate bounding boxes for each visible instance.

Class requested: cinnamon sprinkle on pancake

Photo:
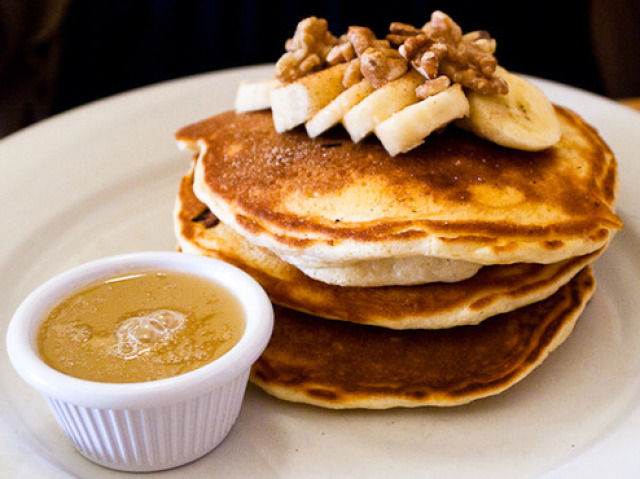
[178,108,620,275]
[174,165,601,329]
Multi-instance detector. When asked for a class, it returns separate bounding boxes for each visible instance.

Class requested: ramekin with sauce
[6,251,274,472]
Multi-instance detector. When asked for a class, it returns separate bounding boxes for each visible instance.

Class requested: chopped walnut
[388,10,508,97]
[325,34,362,87]
[326,34,356,65]
[342,58,363,88]
[387,22,423,46]
[348,26,408,88]
[415,74,451,98]
[275,17,339,83]
[275,12,508,99]
[348,26,381,56]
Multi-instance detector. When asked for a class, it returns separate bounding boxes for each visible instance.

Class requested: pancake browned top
[250,267,595,408]
[175,165,600,329]
[178,108,621,267]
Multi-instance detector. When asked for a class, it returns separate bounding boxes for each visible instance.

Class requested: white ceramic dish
[6,251,274,472]
[0,64,639,478]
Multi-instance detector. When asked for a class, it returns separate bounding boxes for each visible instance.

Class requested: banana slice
[342,70,423,143]
[461,67,561,151]
[375,84,469,156]
[235,78,280,112]
[270,62,350,133]
[305,80,375,138]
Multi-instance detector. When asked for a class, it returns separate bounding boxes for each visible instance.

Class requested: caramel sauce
[37,270,245,383]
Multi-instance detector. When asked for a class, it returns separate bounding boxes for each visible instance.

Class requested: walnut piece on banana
[236,11,561,155]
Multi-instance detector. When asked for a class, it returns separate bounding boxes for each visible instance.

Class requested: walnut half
[274,12,508,99]
[348,26,408,88]
[275,17,339,83]
[389,11,508,97]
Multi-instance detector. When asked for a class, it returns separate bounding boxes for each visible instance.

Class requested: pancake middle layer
[177,108,621,270]
[174,166,601,329]
[250,267,595,408]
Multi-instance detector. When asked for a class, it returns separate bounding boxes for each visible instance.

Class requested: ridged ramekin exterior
[44,370,249,472]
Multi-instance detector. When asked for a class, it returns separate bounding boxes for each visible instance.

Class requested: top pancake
[177,107,621,268]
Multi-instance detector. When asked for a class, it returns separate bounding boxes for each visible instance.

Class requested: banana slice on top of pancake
[234,67,561,154]
[234,14,563,155]
[270,62,351,133]
[459,67,562,151]
[374,83,469,156]
[235,77,280,112]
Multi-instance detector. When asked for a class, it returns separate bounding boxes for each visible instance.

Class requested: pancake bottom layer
[250,267,595,409]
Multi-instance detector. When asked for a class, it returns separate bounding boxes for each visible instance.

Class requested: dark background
[1,0,639,138]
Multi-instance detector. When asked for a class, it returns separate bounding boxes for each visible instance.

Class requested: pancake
[175,165,601,329]
[177,108,621,274]
[299,255,480,287]
[249,267,595,408]
[185,160,482,287]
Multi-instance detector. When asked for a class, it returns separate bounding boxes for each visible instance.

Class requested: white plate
[1,64,639,478]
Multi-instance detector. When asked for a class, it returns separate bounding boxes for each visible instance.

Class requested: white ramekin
[6,251,273,472]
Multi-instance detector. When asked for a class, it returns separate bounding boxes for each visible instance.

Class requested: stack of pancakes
[173,106,621,408]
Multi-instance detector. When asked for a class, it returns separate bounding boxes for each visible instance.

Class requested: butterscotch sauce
[37,270,245,383]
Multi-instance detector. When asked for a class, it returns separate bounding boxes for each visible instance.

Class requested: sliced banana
[375,84,470,156]
[342,70,423,143]
[235,77,281,112]
[270,62,350,133]
[305,79,375,138]
[461,67,561,151]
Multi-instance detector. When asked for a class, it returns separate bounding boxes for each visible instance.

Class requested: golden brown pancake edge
[178,107,621,267]
[175,165,602,329]
[249,267,595,409]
